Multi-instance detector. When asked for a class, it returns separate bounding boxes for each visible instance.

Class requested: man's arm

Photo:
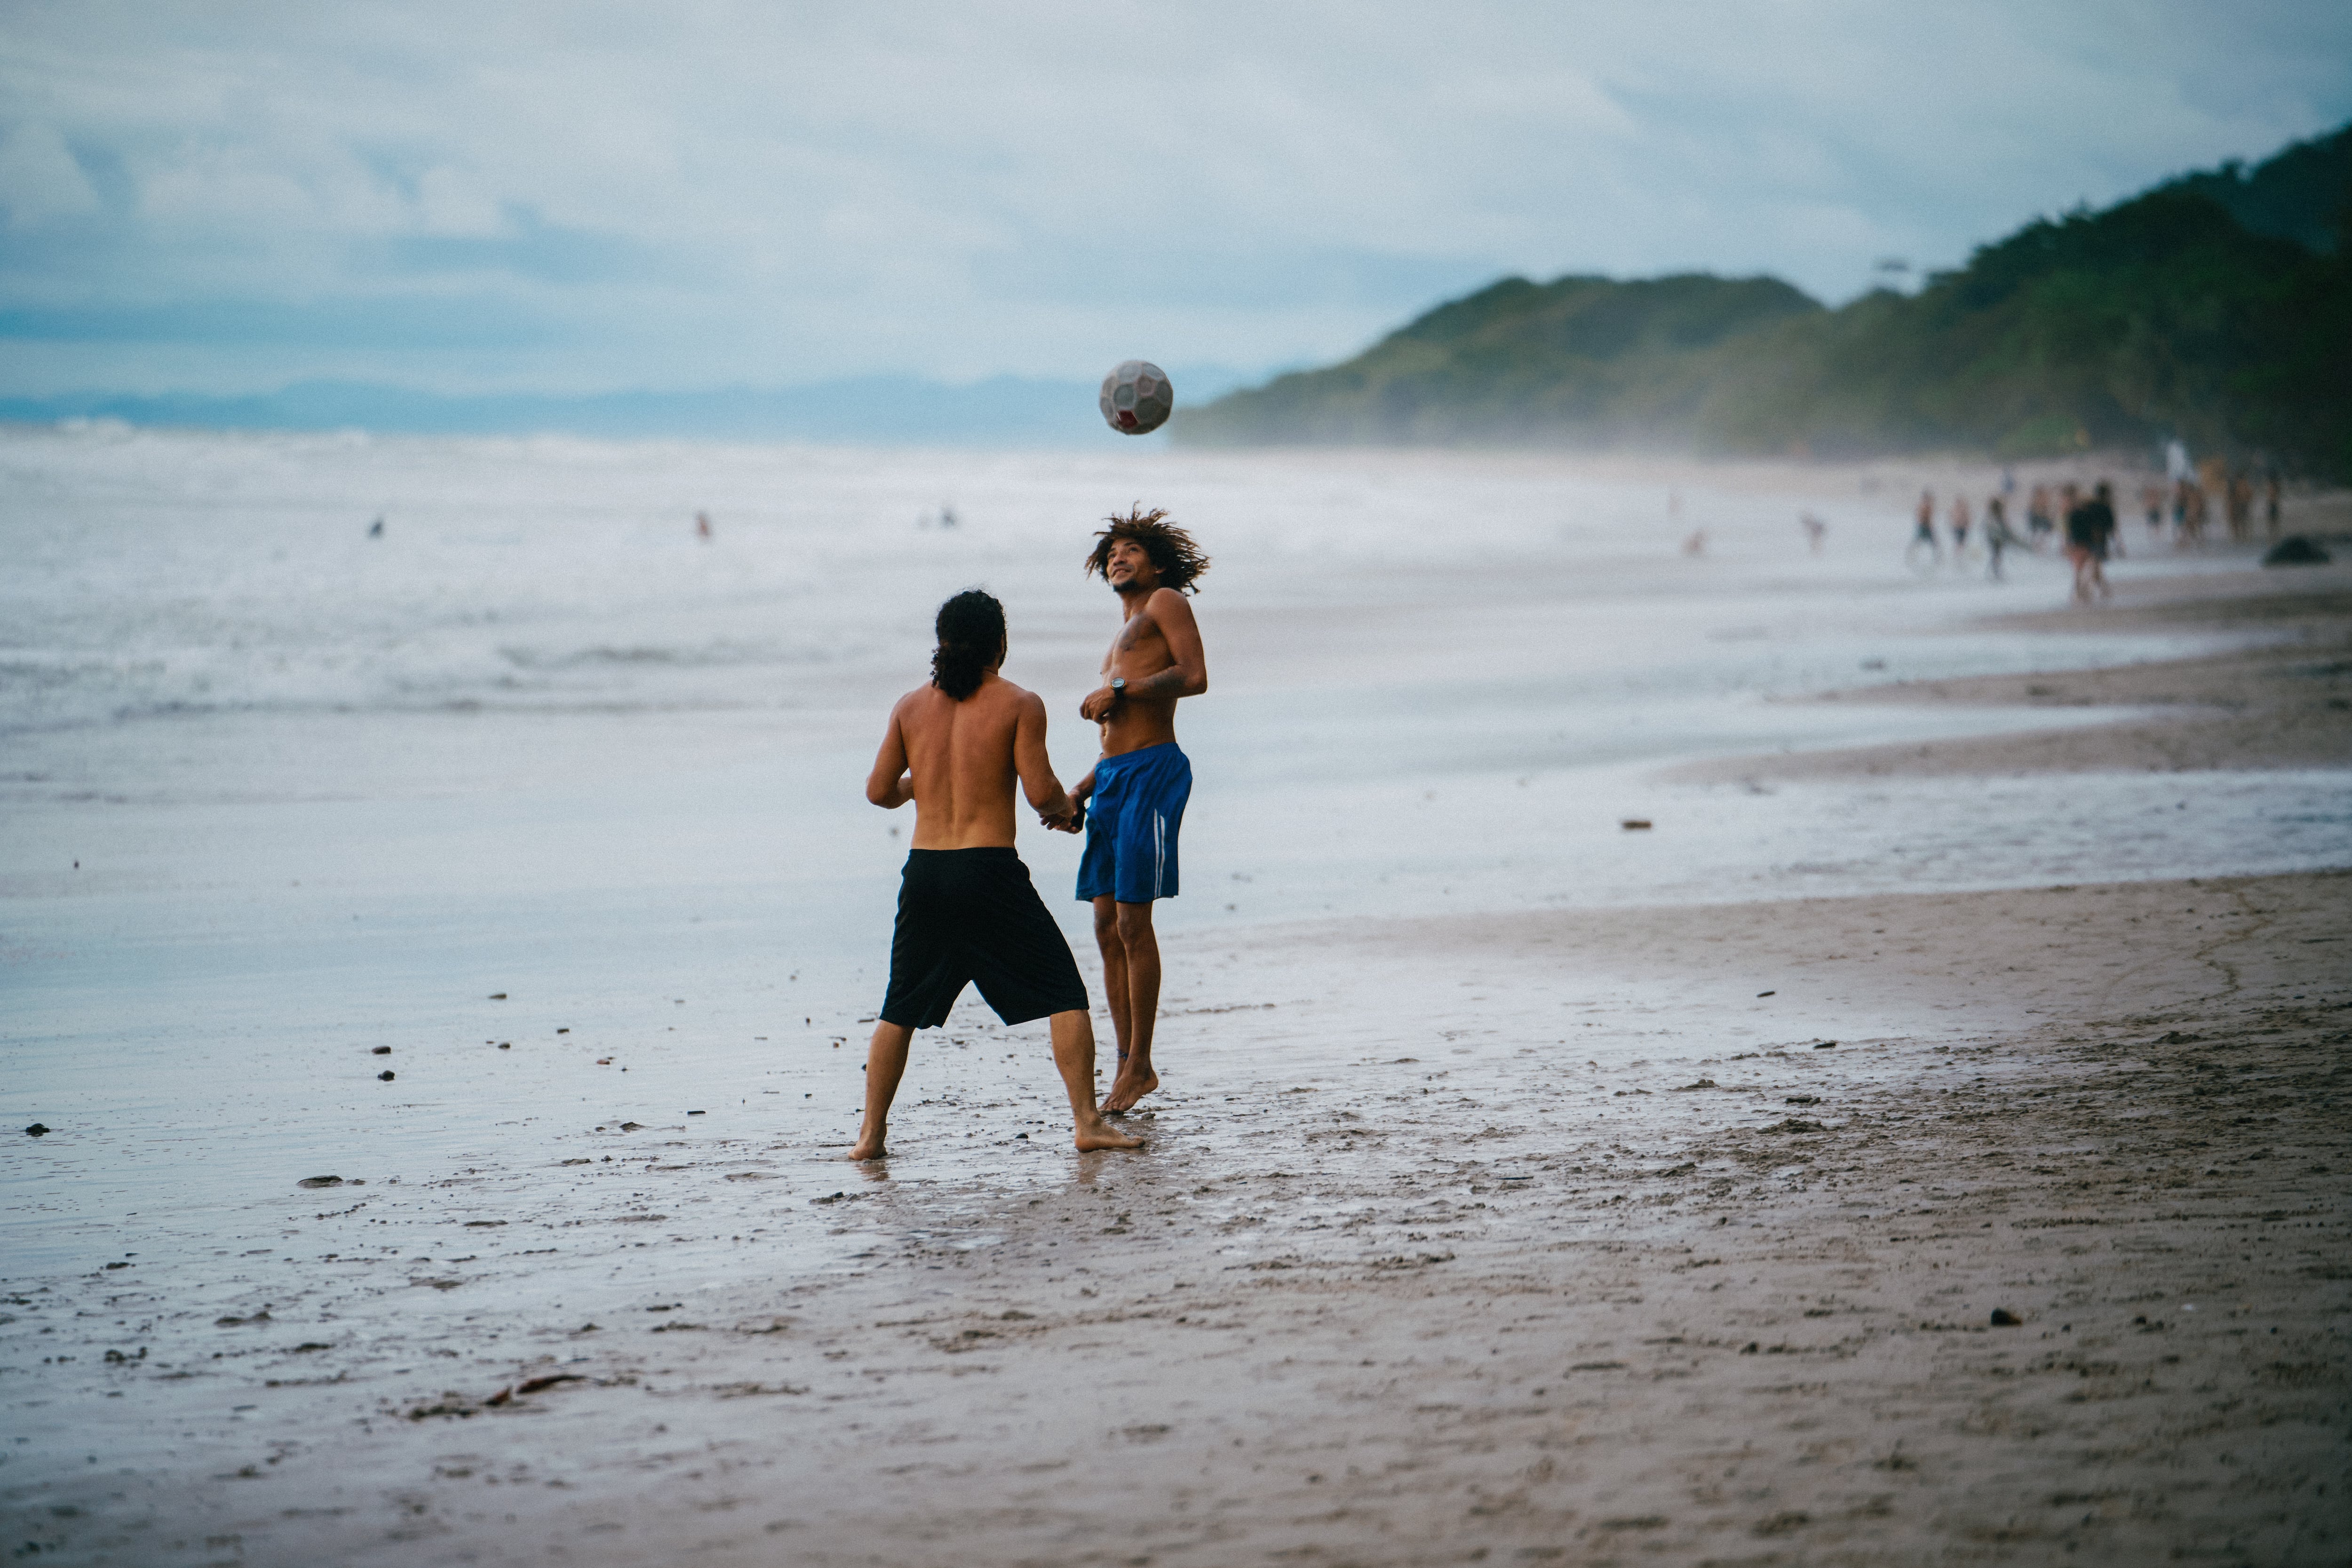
[1011,691,1080,830]
[1127,588,1207,699]
[1079,589,1208,718]
[865,701,913,809]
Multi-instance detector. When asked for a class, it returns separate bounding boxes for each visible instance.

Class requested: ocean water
[2,425,2342,1286]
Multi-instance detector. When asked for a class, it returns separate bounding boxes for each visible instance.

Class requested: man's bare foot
[1101,1067,1158,1114]
[1075,1118,1144,1152]
[848,1132,886,1161]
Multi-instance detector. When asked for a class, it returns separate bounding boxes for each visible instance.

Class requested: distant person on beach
[1682,528,1707,557]
[696,511,713,541]
[2066,482,2117,603]
[1800,513,1827,553]
[2265,470,2282,537]
[1072,508,1210,1115]
[2199,456,2229,540]
[2026,484,2054,544]
[2141,483,2165,540]
[2227,470,2254,542]
[848,589,1141,1160]
[1984,495,2018,580]
[1947,493,1971,559]
[1907,490,1939,569]
[2176,476,2205,546]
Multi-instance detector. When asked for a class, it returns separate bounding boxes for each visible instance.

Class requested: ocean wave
[496,640,836,671]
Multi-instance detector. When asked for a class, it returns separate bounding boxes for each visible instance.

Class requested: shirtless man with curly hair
[1071,507,1210,1114]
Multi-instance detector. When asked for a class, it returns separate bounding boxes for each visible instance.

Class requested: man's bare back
[868,675,1074,845]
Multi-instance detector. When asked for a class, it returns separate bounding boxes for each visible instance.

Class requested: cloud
[0,122,103,225]
[0,0,2345,397]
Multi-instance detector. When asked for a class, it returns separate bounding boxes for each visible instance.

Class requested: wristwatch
[1110,678,1127,696]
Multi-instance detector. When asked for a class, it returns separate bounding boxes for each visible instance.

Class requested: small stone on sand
[1990,1308,2022,1327]
[297,1175,343,1189]
[24,1123,48,1137]
[377,1070,395,1081]
[370,1046,390,1055]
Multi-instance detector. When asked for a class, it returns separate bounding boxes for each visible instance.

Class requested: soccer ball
[1099,360,1174,435]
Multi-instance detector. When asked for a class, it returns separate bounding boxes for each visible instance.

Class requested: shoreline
[1664,566,2352,784]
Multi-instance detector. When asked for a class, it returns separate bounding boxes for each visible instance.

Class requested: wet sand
[1670,569,2352,782]
[9,868,2347,1566]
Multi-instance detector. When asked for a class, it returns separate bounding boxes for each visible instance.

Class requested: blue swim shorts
[1076,742,1192,904]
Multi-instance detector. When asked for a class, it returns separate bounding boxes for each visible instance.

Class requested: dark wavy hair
[1084,505,1209,595]
[930,589,1006,700]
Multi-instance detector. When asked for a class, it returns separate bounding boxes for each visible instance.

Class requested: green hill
[1176,124,2352,476]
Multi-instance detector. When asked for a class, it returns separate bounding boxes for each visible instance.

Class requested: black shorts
[879,848,1088,1029]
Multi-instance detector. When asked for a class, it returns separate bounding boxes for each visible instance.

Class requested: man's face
[1104,538,1160,594]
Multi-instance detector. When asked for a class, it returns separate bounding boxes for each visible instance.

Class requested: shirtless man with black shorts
[849,589,1141,1160]
[1071,508,1210,1115]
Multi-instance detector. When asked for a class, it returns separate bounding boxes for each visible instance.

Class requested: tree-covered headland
[1176,125,2351,478]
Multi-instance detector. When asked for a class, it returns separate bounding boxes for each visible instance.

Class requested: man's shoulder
[959,674,1045,714]
[1144,585,1198,621]
[989,677,1047,714]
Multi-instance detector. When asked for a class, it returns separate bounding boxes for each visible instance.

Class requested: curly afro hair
[1084,505,1209,595]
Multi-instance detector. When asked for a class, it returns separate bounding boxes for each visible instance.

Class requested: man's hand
[1079,685,1121,723]
[1040,802,1085,834]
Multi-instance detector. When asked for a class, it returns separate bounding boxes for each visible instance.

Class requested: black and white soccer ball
[1099,360,1174,435]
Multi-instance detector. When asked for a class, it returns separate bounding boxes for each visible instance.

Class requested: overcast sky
[1,0,2345,398]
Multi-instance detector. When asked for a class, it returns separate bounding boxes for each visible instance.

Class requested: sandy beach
[5,436,2349,1565]
[10,869,2346,1565]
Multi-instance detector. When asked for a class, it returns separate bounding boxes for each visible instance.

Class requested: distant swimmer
[848,590,1141,1160]
[1073,507,1210,1116]
[1906,490,1939,570]
[1800,513,1828,553]
[367,517,384,538]
[1682,528,1707,557]
[696,511,713,541]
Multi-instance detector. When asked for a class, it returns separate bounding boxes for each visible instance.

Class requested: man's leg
[1092,895,1131,1064]
[1101,900,1161,1113]
[1048,1010,1144,1152]
[850,1020,913,1161]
